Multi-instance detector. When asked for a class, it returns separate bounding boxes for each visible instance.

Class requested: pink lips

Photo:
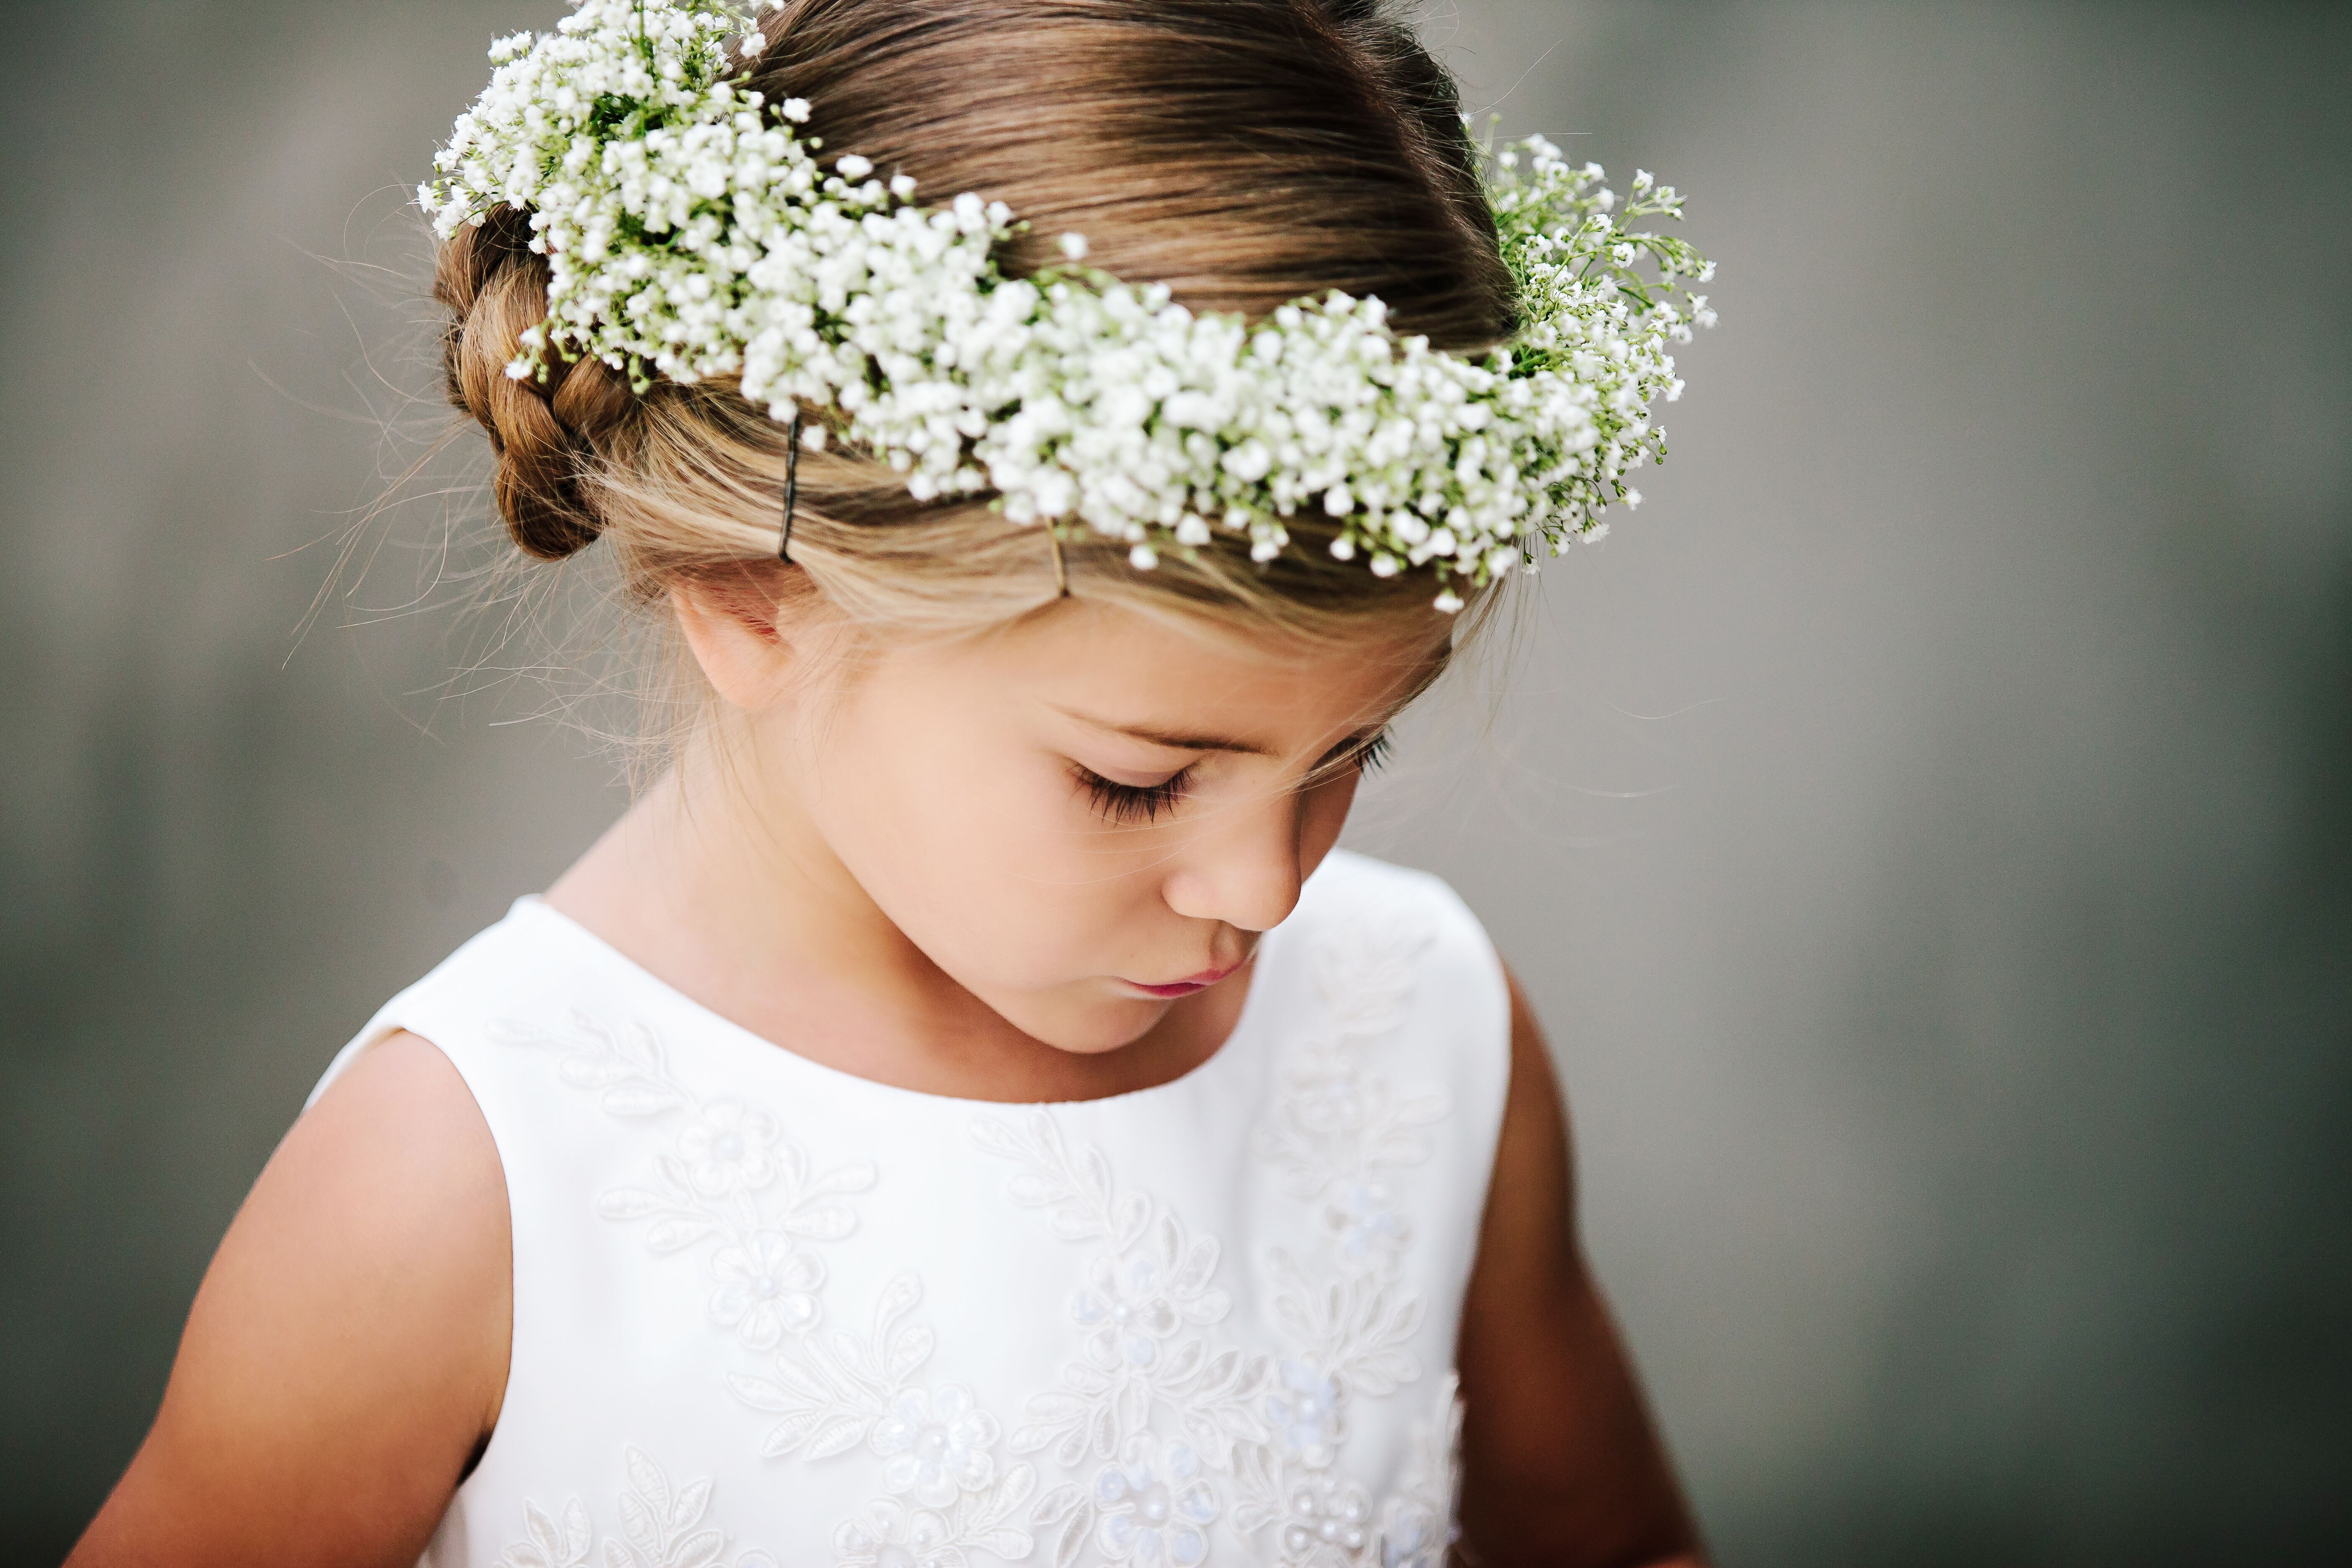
[1127,963,1240,999]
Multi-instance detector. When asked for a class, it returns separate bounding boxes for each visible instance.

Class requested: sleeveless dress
[312,849,1511,1568]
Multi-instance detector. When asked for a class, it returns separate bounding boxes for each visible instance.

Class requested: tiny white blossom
[1059,231,1088,262]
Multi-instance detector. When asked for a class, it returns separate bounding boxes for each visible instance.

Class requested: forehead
[967,598,1448,738]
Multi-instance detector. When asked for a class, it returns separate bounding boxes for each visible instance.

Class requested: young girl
[71,1,1713,1563]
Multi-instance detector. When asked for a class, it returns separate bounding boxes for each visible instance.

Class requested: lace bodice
[312,850,1511,1568]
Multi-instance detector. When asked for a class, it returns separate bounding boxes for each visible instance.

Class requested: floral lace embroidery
[971,1112,1270,1459]
[1240,1376,1460,1568]
[490,1013,877,1347]
[499,1447,778,1568]
[1254,917,1445,1282]
[1374,1375,1465,1568]
[878,1385,1001,1508]
[1091,1433,1220,1565]
[975,1106,1270,1567]
[1264,1358,1343,1469]
[727,1272,1037,1565]
[1274,1470,1376,1566]
[1266,1254,1424,1409]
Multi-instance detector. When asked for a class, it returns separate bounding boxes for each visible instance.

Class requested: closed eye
[1073,762,1195,825]
[1305,728,1393,787]
[1075,730,1389,823]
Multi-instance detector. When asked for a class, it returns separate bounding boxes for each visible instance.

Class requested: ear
[671,577,796,713]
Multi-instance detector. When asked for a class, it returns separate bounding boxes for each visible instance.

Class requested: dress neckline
[508,894,1282,1112]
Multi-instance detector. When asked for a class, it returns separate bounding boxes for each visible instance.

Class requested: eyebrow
[1052,705,1277,756]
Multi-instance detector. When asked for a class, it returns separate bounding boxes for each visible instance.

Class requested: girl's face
[768,597,1445,1054]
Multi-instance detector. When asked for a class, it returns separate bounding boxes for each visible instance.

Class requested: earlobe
[671,582,796,713]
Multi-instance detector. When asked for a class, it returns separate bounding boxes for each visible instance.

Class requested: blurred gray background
[3,0,2346,1563]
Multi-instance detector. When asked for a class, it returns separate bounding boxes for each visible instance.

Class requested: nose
[1159,785,1305,934]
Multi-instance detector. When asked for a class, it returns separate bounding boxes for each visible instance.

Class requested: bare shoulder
[69,1031,512,1568]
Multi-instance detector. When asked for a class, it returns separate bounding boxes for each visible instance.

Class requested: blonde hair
[433,0,1518,656]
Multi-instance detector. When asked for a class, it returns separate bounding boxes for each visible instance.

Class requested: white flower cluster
[421,0,1716,609]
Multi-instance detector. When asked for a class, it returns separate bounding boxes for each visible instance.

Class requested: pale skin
[70,583,1704,1568]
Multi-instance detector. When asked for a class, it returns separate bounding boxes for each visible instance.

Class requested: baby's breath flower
[420,1,1716,609]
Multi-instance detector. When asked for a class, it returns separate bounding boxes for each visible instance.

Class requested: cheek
[807,710,1156,988]
[1298,770,1360,870]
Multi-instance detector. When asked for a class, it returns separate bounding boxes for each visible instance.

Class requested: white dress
[312,850,1511,1568]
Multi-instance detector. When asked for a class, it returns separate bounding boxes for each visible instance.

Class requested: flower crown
[424,0,1716,610]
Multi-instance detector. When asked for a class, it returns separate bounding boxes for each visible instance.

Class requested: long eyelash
[1301,730,1394,791]
[1075,764,1194,825]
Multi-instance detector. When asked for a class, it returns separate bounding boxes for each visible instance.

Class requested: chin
[1006,994,1168,1056]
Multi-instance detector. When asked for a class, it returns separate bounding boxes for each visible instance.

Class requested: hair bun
[434,211,634,560]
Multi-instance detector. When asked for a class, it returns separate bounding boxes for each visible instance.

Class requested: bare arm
[69,1031,512,1568]
[1455,972,1705,1568]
